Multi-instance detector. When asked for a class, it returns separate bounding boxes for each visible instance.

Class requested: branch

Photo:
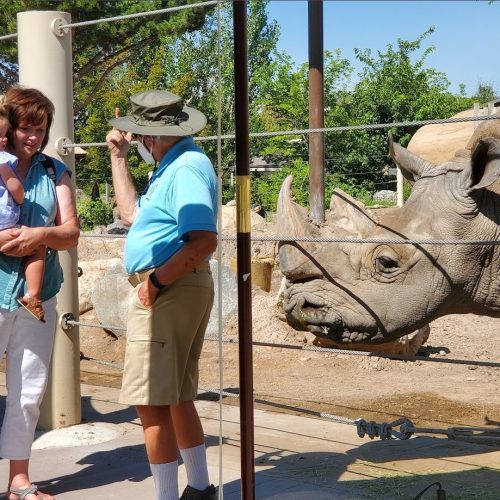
[75,35,156,82]
[75,57,128,113]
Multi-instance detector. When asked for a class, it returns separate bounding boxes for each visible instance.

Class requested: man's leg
[136,405,179,500]
[172,401,211,493]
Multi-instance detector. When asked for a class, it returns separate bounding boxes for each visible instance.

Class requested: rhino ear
[329,188,376,234]
[467,137,500,191]
[388,132,437,183]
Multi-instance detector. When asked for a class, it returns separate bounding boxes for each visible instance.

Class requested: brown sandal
[17,296,46,323]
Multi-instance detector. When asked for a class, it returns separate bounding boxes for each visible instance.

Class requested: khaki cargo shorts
[119,267,214,406]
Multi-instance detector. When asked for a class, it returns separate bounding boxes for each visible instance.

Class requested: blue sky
[266,1,499,96]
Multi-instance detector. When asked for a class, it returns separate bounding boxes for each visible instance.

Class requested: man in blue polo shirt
[106,90,217,500]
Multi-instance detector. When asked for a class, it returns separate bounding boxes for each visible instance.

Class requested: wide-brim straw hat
[109,89,207,136]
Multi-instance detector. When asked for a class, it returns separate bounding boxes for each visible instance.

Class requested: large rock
[407,108,476,163]
[220,205,266,232]
[91,260,130,334]
[78,258,123,315]
[205,261,238,338]
[78,234,125,261]
[89,259,238,337]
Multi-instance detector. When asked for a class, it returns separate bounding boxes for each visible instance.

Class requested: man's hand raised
[106,107,132,158]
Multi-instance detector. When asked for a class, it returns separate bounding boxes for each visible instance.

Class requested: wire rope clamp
[59,312,76,331]
[55,137,72,156]
[51,17,69,37]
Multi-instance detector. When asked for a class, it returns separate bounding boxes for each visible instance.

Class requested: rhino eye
[376,256,399,271]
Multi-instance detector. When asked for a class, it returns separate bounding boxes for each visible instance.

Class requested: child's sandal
[17,296,46,323]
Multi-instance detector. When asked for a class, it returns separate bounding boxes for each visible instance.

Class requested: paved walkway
[0,378,499,499]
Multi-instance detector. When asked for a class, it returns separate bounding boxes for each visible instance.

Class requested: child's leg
[17,246,46,322]
[24,246,45,300]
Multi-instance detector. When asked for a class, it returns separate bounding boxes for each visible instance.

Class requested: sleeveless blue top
[0,153,71,311]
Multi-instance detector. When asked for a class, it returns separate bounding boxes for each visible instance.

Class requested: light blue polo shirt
[0,153,70,311]
[124,136,217,274]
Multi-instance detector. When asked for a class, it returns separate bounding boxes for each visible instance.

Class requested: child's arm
[0,163,24,204]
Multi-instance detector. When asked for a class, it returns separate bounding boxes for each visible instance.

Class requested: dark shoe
[179,484,217,500]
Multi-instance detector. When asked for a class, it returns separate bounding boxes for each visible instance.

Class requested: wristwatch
[149,270,166,290]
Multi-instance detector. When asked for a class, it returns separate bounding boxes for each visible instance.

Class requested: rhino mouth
[304,322,385,343]
[306,324,383,343]
[285,301,385,344]
[283,277,388,344]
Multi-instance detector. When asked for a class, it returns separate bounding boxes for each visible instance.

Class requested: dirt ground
[78,230,500,435]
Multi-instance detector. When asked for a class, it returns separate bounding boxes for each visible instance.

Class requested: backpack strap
[41,155,57,184]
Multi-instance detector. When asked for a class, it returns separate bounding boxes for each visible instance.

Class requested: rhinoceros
[277,118,500,345]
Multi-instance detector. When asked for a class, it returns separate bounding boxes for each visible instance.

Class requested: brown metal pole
[233,1,255,499]
[308,0,325,222]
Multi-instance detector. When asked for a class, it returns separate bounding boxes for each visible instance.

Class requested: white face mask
[137,139,155,164]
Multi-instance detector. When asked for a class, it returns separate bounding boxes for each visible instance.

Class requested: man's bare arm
[106,108,138,225]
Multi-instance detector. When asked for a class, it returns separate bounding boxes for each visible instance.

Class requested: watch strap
[149,270,166,290]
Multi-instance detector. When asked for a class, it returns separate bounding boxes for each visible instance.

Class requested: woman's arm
[0,163,24,204]
[0,172,79,256]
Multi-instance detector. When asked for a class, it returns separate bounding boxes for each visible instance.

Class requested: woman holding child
[0,86,79,500]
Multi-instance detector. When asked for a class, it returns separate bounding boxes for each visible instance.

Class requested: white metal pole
[473,102,480,129]
[17,10,81,429]
[396,167,404,207]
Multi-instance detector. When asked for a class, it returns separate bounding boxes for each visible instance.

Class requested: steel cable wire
[62,113,500,149]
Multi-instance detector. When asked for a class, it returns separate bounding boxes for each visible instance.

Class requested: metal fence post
[473,102,480,129]
[396,167,404,207]
[17,10,81,429]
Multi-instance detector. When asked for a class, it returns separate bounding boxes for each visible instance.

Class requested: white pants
[0,296,57,459]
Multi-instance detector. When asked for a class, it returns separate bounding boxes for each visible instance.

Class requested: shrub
[77,197,113,231]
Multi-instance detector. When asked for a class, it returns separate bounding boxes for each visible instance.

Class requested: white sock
[150,461,178,500]
[180,443,210,491]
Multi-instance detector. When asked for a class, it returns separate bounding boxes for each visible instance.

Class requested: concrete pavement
[0,378,499,499]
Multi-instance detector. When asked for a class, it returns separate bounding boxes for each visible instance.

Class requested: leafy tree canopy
[1,2,496,212]
[0,1,213,104]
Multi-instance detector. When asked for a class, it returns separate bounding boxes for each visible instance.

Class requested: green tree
[152,0,281,202]
[323,28,474,198]
[0,1,214,190]
[0,1,213,100]
[473,82,498,105]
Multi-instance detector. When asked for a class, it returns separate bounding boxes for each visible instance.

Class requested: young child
[0,103,46,322]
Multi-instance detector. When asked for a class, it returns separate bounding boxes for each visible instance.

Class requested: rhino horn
[277,176,323,279]
[329,188,377,234]
[388,132,437,183]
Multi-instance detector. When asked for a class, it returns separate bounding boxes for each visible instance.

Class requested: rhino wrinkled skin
[277,118,500,344]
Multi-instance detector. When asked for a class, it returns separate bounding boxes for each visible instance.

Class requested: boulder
[88,260,238,338]
[407,109,475,163]
[78,258,122,315]
[220,205,266,232]
[373,190,397,203]
[91,260,130,335]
